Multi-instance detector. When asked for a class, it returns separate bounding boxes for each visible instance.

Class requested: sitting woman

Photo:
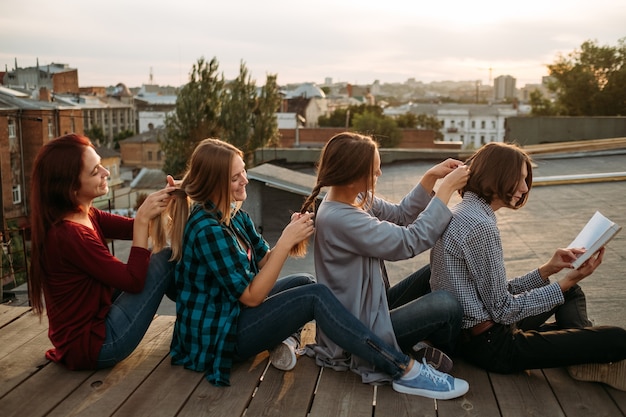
[29,133,176,370]
[156,138,469,400]
[294,132,470,383]
[430,141,626,391]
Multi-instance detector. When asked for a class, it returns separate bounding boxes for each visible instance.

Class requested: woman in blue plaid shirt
[154,138,468,399]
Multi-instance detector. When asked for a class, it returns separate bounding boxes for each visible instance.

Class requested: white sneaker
[269,336,299,371]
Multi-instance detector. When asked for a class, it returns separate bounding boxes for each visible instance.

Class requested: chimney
[39,87,51,102]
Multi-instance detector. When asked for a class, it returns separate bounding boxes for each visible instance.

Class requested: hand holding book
[568,211,622,269]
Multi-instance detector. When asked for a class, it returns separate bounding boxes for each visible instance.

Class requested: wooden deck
[1,304,625,417]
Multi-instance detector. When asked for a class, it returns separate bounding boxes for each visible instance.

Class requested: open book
[568,211,622,269]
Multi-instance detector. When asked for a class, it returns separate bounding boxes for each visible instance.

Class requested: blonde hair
[152,138,244,261]
[290,132,378,257]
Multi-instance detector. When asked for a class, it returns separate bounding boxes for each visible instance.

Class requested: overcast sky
[1,0,624,89]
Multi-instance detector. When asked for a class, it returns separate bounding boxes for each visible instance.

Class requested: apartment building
[384,102,521,149]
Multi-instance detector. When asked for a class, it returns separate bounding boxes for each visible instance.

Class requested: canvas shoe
[412,341,454,374]
[269,336,299,371]
[392,358,469,400]
[567,359,626,391]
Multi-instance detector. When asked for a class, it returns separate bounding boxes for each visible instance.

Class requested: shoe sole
[568,361,626,391]
[413,347,454,374]
[269,345,297,371]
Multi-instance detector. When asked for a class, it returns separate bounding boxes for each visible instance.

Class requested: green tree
[85,125,105,144]
[395,113,418,128]
[221,61,257,159]
[113,129,135,150]
[414,114,443,140]
[545,38,626,116]
[529,90,556,116]
[252,74,282,149]
[160,57,225,176]
[318,104,384,128]
[352,110,402,148]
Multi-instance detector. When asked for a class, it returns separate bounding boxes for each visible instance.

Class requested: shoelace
[419,358,452,389]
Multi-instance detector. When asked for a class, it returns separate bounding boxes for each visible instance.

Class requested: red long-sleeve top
[42,208,151,370]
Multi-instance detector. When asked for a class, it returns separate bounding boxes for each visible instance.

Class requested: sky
[1,0,625,89]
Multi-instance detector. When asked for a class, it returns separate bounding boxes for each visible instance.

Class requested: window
[491,121,496,129]
[148,151,153,161]
[47,119,53,137]
[157,151,162,161]
[471,121,475,128]
[8,118,16,138]
[12,185,21,204]
[459,121,465,127]
[480,121,485,129]
[481,135,486,144]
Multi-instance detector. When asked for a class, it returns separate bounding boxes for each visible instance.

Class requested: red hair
[28,134,94,315]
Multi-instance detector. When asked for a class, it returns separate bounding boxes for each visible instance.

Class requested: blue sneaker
[392,359,469,400]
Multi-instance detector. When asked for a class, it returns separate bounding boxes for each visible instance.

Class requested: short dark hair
[462,142,533,209]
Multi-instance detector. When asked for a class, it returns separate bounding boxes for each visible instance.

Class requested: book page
[568,211,622,269]
[569,211,614,249]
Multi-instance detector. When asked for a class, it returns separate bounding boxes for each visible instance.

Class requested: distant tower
[149,67,154,85]
[493,75,516,101]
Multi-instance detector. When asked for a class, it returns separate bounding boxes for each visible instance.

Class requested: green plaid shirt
[170,203,269,386]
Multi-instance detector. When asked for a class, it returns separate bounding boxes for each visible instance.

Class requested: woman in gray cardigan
[294,132,470,383]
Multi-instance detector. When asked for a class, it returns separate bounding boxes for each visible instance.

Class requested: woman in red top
[28,133,176,370]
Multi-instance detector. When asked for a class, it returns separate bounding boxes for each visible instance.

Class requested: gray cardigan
[308,184,452,383]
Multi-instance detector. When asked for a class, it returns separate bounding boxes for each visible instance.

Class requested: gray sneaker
[269,336,299,371]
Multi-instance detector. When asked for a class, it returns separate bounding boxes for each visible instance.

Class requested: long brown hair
[153,138,244,261]
[291,132,378,257]
[29,134,95,315]
[462,142,533,209]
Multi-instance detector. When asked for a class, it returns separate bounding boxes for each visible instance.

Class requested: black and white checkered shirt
[430,192,564,329]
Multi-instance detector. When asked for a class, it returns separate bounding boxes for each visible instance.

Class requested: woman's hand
[557,247,604,291]
[134,186,177,225]
[538,247,585,279]
[276,212,315,251]
[421,159,466,196]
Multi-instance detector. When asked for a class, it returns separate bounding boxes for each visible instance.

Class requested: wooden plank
[177,353,269,417]
[490,369,565,417]
[0,305,32,327]
[375,384,436,417]
[245,355,320,416]
[309,367,375,417]
[606,386,626,416]
[544,367,624,417]
[0,327,51,397]
[110,354,205,416]
[0,308,48,361]
[0,361,95,417]
[46,316,175,417]
[436,359,502,417]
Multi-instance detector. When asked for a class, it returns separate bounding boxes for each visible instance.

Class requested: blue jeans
[97,248,176,368]
[387,265,462,353]
[234,274,411,379]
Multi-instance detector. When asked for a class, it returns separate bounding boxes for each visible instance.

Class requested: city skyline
[1,0,624,89]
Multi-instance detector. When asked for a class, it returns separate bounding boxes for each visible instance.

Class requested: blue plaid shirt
[430,192,564,329]
[170,203,269,386]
